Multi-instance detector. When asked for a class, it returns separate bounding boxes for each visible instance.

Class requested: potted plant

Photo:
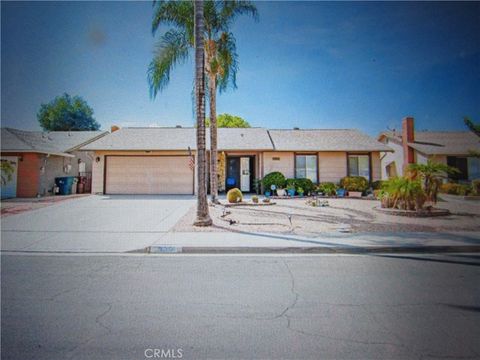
[252,195,259,204]
[264,190,271,197]
[287,184,296,197]
[297,187,304,197]
[340,176,369,198]
[276,186,286,197]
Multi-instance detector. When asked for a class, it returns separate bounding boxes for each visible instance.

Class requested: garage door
[105,156,193,195]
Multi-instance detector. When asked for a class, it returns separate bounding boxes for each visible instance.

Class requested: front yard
[173,196,480,235]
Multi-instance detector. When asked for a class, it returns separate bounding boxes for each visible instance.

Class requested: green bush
[286,178,315,195]
[440,182,472,196]
[339,176,369,192]
[262,172,286,192]
[381,177,426,210]
[227,188,243,203]
[317,182,337,196]
[472,179,480,195]
[371,180,385,190]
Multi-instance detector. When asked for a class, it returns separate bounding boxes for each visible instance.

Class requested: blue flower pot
[265,191,271,197]
[287,189,296,197]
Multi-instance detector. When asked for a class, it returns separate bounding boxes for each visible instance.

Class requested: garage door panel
[105,156,193,195]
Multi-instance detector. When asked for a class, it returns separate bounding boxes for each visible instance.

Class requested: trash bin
[77,176,87,194]
[55,176,75,195]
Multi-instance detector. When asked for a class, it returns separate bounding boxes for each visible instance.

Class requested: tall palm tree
[193,0,212,226]
[148,0,257,204]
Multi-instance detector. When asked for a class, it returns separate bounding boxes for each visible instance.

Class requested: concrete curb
[145,245,480,254]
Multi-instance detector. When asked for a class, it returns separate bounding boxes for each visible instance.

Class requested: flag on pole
[188,147,195,171]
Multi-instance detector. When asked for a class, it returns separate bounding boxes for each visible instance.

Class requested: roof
[82,127,391,152]
[380,130,480,155]
[1,128,107,157]
[81,127,275,151]
[268,129,392,152]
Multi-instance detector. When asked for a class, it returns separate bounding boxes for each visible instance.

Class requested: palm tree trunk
[209,74,220,204]
[193,0,212,227]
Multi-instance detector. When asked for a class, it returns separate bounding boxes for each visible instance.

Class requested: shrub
[227,188,243,203]
[286,178,315,195]
[380,177,426,210]
[317,182,337,196]
[472,179,480,195]
[340,176,369,192]
[262,172,286,193]
[371,180,385,190]
[440,182,472,196]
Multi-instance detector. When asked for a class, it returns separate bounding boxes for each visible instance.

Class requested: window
[295,154,317,183]
[468,157,480,181]
[348,154,370,180]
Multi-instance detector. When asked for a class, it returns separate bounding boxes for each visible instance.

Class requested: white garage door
[105,156,193,195]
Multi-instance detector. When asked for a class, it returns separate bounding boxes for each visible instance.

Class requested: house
[81,126,391,195]
[378,117,480,182]
[1,128,108,198]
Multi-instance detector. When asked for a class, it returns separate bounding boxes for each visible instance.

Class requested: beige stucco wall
[380,139,404,179]
[263,152,294,178]
[91,150,193,194]
[318,152,347,183]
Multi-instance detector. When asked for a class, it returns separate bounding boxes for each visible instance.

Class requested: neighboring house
[81,126,391,195]
[378,117,480,181]
[1,128,108,198]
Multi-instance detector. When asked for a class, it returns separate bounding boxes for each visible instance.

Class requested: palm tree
[408,159,459,203]
[192,0,212,226]
[148,1,257,204]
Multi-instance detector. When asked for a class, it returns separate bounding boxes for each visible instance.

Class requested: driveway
[1,195,195,253]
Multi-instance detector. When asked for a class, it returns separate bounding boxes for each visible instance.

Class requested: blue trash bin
[55,177,75,195]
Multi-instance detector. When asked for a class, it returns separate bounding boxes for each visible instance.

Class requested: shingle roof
[268,129,392,152]
[82,127,391,152]
[81,127,275,151]
[380,130,480,155]
[1,128,107,156]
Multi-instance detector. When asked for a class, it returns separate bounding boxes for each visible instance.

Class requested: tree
[205,113,251,128]
[193,0,212,226]
[148,1,257,204]
[464,116,480,157]
[37,93,100,131]
[1,160,14,185]
[407,159,459,203]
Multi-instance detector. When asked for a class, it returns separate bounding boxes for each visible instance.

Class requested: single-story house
[378,117,480,181]
[1,128,108,198]
[81,126,392,195]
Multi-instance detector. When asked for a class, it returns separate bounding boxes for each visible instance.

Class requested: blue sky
[1,1,479,136]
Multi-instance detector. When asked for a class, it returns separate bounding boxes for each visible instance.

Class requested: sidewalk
[146,231,480,254]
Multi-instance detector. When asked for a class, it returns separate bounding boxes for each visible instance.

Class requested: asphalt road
[2,254,480,360]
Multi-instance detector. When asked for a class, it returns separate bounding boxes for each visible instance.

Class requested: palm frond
[216,32,238,92]
[152,1,194,43]
[217,0,258,31]
[148,29,190,98]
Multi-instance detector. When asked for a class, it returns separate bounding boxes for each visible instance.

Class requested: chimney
[402,116,415,170]
[111,125,120,133]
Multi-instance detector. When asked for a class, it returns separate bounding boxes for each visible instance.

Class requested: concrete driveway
[1,195,195,253]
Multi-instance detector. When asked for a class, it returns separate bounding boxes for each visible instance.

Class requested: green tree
[464,116,480,157]
[206,113,251,128]
[148,0,257,204]
[408,159,459,203]
[37,93,100,131]
[1,160,14,185]
[193,0,212,226]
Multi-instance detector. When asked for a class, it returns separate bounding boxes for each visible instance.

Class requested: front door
[226,157,240,191]
[240,157,250,192]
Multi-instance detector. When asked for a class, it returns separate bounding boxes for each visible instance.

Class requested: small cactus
[252,195,259,203]
[227,188,243,203]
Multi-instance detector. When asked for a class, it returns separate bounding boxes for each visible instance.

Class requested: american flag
[188,147,195,171]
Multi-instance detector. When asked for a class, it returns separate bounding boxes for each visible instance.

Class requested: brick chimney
[402,116,415,170]
[111,125,120,133]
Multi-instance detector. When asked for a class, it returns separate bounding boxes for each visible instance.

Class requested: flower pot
[276,189,286,197]
[287,189,296,197]
[348,191,362,198]
[298,192,304,197]
[265,191,271,197]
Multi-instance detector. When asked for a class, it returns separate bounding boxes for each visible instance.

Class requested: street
[1,253,480,360]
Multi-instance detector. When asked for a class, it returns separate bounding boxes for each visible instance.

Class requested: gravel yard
[172,195,480,235]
